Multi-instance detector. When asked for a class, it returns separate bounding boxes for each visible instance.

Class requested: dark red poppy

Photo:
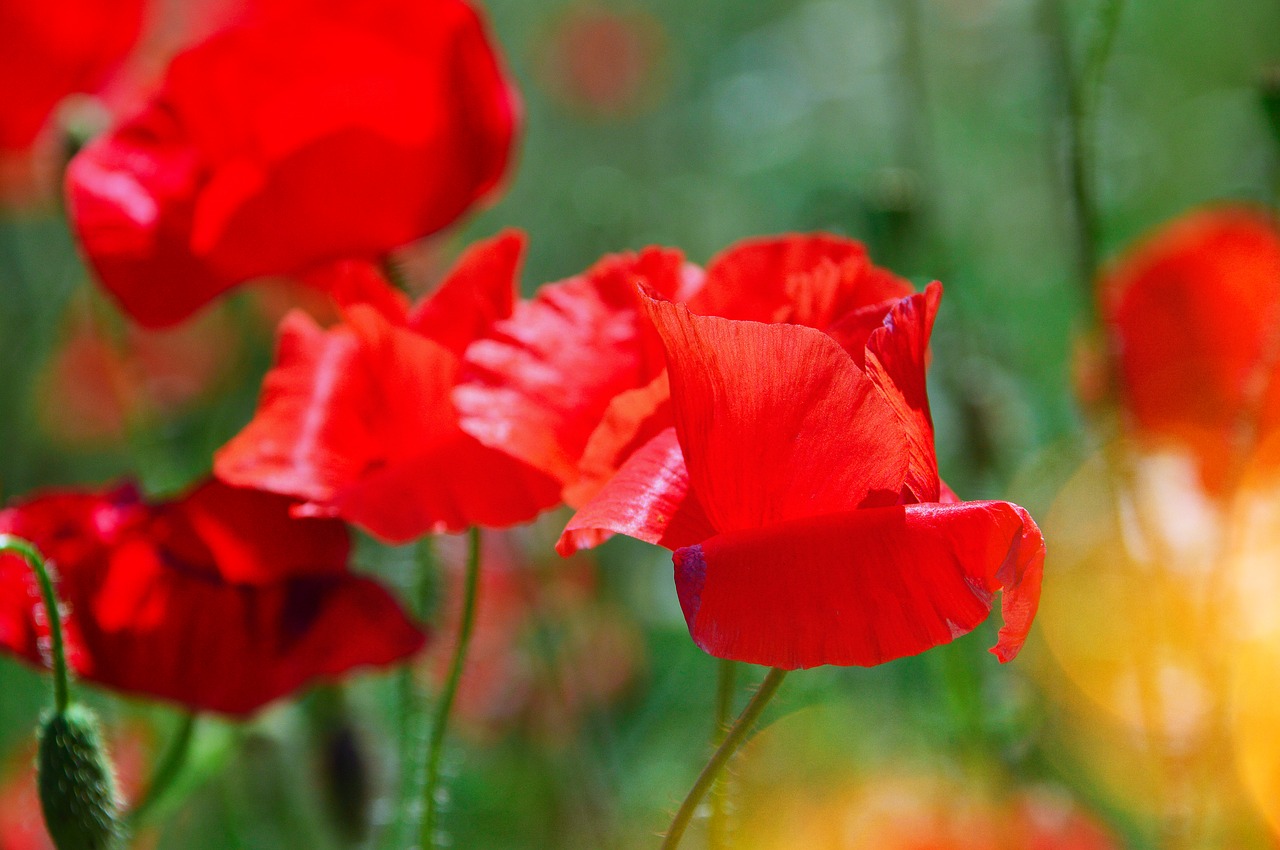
[0,0,146,153]
[66,0,518,328]
[1100,206,1280,493]
[0,480,424,716]
[215,232,562,542]
[457,233,913,511]
[560,285,1043,669]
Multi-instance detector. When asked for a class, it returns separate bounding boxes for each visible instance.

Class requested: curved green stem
[661,668,787,850]
[1045,0,1127,295]
[0,535,70,713]
[128,713,198,825]
[708,659,738,850]
[419,527,482,850]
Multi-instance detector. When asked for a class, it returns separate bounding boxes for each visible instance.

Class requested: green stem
[419,527,482,850]
[707,659,738,850]
[661,668,787,850]
[128,713,198,825]
[1045,0,1127,296]
[0,535,70,713]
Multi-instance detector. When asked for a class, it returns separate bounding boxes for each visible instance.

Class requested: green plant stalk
[1045,0,1127,296]
[419,527,482,850]
[707,659,738,850]
[127,713,198,826]
[661,668,787,850]
[0,535,69,712]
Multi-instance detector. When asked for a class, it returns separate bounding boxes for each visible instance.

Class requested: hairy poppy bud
[37,704,123,850]
[1260,64,1280,150]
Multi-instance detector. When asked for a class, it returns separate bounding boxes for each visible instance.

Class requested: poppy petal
[689,233,912,325]
[455,248,693,483]
[0,482,426,716]
[150,480,350,584]
[672,500,1044,669]
[640,294,910,533]
[87,541,425,716]
[304,260,411,323]
[407,230,522,355]
[215,310,376,506]
[564,370,673,508]
[218,303,559,541]
[66,0,518,327]
[862,284,942,502]
[558,427,714,555]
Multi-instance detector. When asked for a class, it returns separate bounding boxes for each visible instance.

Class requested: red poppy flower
[559,284,1043,669]
[0,0,146,153]
[0,480,424,716]
[457,233,913,511]
[215,231,561,542]
[66,0,518,328]
[1099,206,1280,493]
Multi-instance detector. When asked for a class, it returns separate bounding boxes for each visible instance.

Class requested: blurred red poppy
[0,480,424,716]
[36,303,238,448]
[534,4,669,119]
[1099,206,1280,493]
[457,233,913,518]
[215,231,561,542]
[560,285,1043,669]
[66,0,519,328]
[0,0,146,153]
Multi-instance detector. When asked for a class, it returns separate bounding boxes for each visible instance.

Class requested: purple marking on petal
[673,544,706,629]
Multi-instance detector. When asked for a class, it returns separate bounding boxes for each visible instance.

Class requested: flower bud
[37,704,122,850]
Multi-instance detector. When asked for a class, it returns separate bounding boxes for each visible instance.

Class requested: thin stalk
[661,668,787,850]
[419,527,482,850]
[128,713,198,825]
[1045,0,1127,297]
[707,659,738,850]
[0,536,69,712]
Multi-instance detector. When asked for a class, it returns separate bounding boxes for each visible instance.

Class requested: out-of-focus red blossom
[1100,205,1280,494]
[422,532,643,743]
[215,231,562,543]
[66,0,519,328]
[0,0,146,153]
[535,4,668,118]
[456,233,914,526]
[36,305,237,447]
[557,283,1043,669]
[0,480,424,716]
[0,725,154,850]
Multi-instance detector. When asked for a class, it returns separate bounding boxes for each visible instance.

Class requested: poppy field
[1,0,1278,848]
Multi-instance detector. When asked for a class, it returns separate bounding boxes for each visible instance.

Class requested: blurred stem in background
[707,658,738,850]
[661,668,787,850]
[1044,0,1126,300]
[419,527,482,850]
[128,713,199,827]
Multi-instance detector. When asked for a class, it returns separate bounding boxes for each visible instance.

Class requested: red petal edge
[672,500,1044,669]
